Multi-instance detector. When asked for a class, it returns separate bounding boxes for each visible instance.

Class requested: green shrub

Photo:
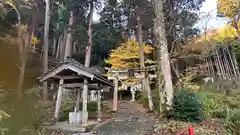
[169,88,204,123]
[199,89,240,133]
[0,127,8,135]
[199,92,227,118]
[135,91,142,100]
[225,109,240,134]
[138,89,161,111]
[58,101,101,121]
[59,107,71,122]
[79,102,100,112]
[199,90,240,119]
[139,96,149,109]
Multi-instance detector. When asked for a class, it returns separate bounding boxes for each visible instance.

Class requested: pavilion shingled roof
[39,57,113,87]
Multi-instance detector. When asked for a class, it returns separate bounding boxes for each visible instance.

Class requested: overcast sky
[194,0,229,31]
[93,0,230,31]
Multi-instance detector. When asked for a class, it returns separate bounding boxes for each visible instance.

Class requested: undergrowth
[139,85,240,134]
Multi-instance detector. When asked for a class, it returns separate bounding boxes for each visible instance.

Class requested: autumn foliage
[217,0,240,18]
[105,38,153,68]
[183,0,240,52]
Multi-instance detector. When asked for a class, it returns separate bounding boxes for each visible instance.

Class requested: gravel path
[89,101,156,135]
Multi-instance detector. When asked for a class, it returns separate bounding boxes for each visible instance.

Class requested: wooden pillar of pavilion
[76,88,81,111]
[82,79,89,124]
[54,79,64,120]
[38,58,113,125]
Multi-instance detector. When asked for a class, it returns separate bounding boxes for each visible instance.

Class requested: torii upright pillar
[113,76,118,112]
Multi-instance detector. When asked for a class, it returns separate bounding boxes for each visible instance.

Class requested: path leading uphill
[90,100,156,135]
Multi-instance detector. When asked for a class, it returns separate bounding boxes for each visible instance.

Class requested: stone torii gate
[105,65,157,112]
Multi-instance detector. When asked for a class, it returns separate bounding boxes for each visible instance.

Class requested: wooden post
[216,48,226,79]
[113,76,118,112]
[232,52,240,76]
[214,52,222,79]
[97,89,102,121]
[223,47,231,78]
[76,89,81,111]
[81,79,88,124]
[204,57,211,76]
[209,56,216,79]
[226,46,237,76]
[54,79,64,120]
[226,47,237,77]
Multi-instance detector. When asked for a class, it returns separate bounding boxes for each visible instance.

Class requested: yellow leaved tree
[211,24,238,42]
[217,0,239,18]
[217,0,240,38]
[105,38,154,88]
[105,38,154,68]
[30,33,40,45]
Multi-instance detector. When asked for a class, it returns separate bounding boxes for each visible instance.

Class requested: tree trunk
[56,35,62,59]
[9,0,23,97]
[43,0,51,100]
[64,11,74,58]
[17,31,29,98]
[14,4,23,97]
[82,0,94,124]
[136,9,153,111]
[73,41,77,53]
[52,37,57,56]
[60,12,74,102]
[153,0,174,107]
[15,2,37,97]
[60,30,67,61]
[17,27,36,96]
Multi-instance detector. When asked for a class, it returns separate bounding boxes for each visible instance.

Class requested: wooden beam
[107,74,157,80]
[59,83,98,89]
[53,75,82,80]
[105,65,157,73]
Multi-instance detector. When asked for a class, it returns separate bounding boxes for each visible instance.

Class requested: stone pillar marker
[130,86,136,102]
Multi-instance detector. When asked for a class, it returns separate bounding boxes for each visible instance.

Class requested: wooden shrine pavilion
[38,58,113,124]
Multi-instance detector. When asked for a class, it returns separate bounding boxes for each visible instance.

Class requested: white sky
[93,0,230,31]
[194,0,229,31]
[93,9,100,22]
